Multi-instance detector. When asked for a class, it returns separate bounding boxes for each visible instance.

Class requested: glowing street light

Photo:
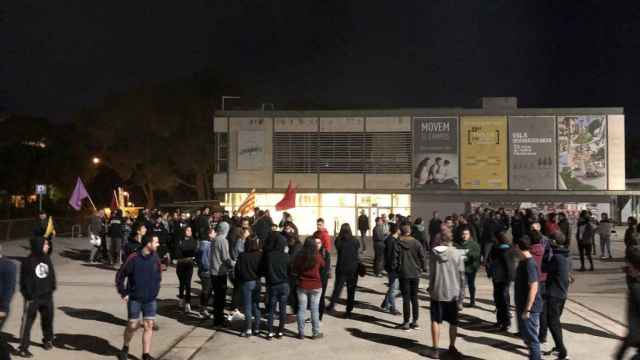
[92,157,101,165]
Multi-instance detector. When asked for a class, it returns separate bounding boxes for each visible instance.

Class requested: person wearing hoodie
[326,224,360,318]
[372,217,386,277]
[116,234,162,360]
[597,212,614,259]
[18,237,57,358]
[381,223,401,315]
[576,210,595,271]
[542,232,572,360]
[457,227,481,308]
[210,221,234,326]
[195,228,215,319]
[488,232,517,331]
[396,222,426,331]
[428,230,465,359]
[174,226,197,313]
[235,237,263,337]
[264,233,290,339]
[0,244,17,360]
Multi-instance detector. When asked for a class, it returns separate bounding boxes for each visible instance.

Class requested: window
[214,133,228,173]
[273,132,318,173]
[364,132,412,174]
[318,133,365,173]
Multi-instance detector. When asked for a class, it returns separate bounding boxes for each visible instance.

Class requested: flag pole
[87,195,98,211]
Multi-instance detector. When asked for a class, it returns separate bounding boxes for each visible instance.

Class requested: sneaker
[18,348,34,358]
[276,332,284,339]
[601,256,607,260]
[200,309,212,319]
[396,323,411,331]
[43,340,54,350]
[557,355,571,360]
[240,330,252,338]
[410,323,421,330]
[312,333,324,339]
[267,332,275,340]
[142,354,155,360]
[184,303,192,313]
[297,334,305,340]
[390,309,401,316]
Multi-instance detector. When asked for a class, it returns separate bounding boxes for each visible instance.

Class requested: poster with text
[509,116,557,189]
[558,115,607,190]
[460,116,508,189]
[413,117,458,189]
[237,130,265,170]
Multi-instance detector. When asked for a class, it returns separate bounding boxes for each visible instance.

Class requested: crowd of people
[0,206,639,360]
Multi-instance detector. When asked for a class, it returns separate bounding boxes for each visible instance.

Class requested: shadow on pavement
[562,322,622,340]
[156,298,208,327]
[59,248,90,262]
[346,327,484,359]
[54,333,139,360]
[458,333,528,358]
[59,306,128,327]
[81,263,118,272]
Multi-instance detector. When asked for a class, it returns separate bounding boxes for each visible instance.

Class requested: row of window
[213,131,412,174]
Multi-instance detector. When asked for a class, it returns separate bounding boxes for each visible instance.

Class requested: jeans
[110,237,122,265]
[19,296,54,351]
[465,271,477,304]
[493,281,511,327]
[546,296,567,358]
[199,273,212,309]
[518,311,541,360]
[328,273,358,313]
[373,241,385,275]
[127,299,157,320]
[212,274,228,325]
[382,272,399,312]
[600,234,612,258]
[177,260,194,303]
[578,243,594,269]
[399,277,420,325]
[241,280,261,333]
[297,288,321,336]
[267,283,289,334]
[359,230,367,251]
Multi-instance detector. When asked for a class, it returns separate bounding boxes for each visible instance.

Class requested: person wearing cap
[116,234,162,360]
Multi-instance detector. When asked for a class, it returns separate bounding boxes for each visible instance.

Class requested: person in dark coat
[326,224,360,318]
[487,232,516,331]
[576,211,595,271]
[357,210,370,252]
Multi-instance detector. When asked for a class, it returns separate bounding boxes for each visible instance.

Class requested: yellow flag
[44,216,56,238]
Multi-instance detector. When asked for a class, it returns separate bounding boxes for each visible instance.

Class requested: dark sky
[3,1,640,136]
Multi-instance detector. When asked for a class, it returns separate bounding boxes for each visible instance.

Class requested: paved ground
[0,228,635,359]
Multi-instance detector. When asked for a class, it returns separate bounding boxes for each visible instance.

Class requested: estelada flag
[275,181,296,211]
[44,216,56,238]
[237,189,256,216]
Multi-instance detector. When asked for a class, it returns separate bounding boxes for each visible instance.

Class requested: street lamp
[92,157,101,165]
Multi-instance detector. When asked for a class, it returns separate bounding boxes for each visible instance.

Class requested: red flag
[276,181,296,211]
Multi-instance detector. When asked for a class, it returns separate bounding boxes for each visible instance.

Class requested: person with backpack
[487,231,516,331]
[381,223,401,315]
[175,226,197,313]
[576,211,595,271]
[396,222,426,331]
[326,224,360,318]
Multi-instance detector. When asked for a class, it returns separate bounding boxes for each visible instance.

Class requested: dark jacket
[116,249,162,303]
[264,237,290,286]
[174,235,196,259]
[334,234,360,276]
[123,237,141,261]
[412,224,428,250]
[458,239,481,274]
[195,214,211,240]
[488,243,516,283]
[0,256,17,312]
[357,215,370,231]
[253,217,273,243]
[625,226,640,249]
[235,251,262,282]
[576,218,594,245]
[559,219,571,248]
[108,215,125,238]
[429,218,442,240]
[397,235,426,279]
[542,247,571,299]
[20,237,57,300]
[384,234,400,273]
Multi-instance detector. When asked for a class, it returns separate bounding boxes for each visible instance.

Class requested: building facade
[213,98,627,235]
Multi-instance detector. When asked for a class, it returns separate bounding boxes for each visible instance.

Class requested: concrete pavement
[0,229,635,359]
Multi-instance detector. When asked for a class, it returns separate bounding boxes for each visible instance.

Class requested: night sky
[4,1,640,137]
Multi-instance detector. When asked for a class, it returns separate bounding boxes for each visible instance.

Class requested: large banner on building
[237,130,266,170]
[460,116,508,189]
[413,117,458,189]
[558,115,607,190]
[509,116,557,189]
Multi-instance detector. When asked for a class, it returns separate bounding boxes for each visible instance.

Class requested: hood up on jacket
[215,221,230,239]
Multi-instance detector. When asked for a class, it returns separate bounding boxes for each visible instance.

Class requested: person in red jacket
[315,218,332,251]
[544,213,560,237]
[293,237,326,340]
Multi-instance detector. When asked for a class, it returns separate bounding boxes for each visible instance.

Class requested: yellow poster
[460,116,508,189]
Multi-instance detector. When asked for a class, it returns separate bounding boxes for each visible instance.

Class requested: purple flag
[68,177,90,210]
